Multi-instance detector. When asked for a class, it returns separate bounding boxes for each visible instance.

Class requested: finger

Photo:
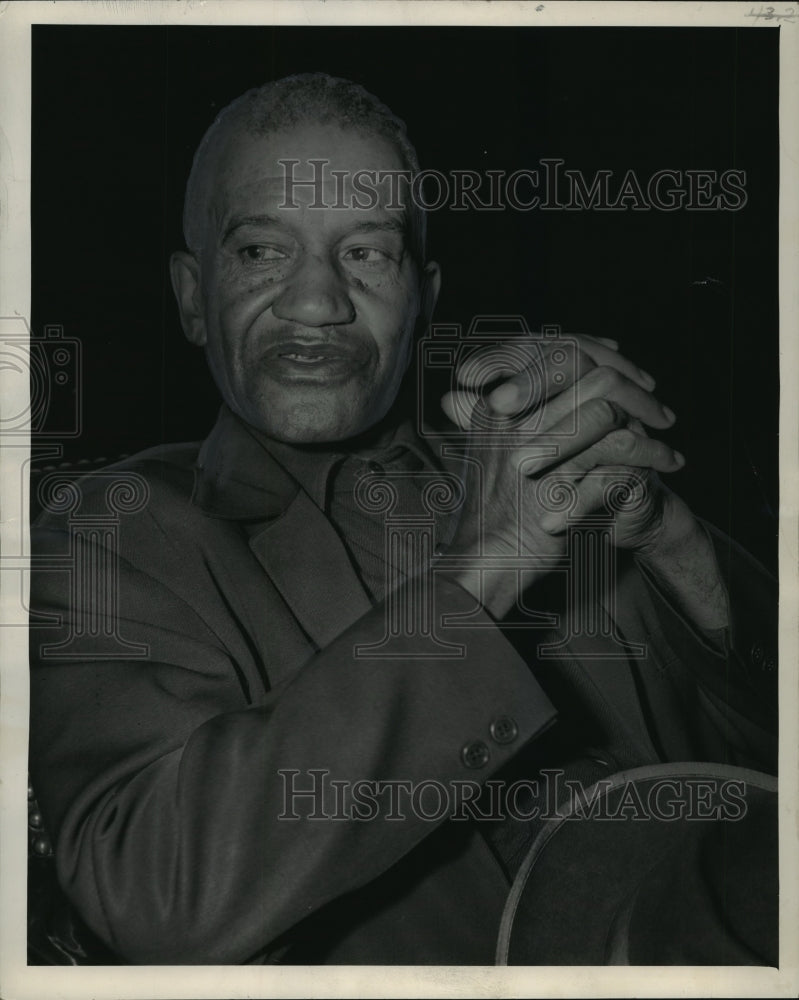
[482,334,655,389]
[509,397,631,475]
[627,416,647,436]
[584,335,619,351]
[456,333,629,388]
[456,338,591,396]
[443,371,675,451]
[553,428,685,478]
[443,374,602,431]
[531,365,676,433]
[483,337,656,417]
[442,378,597,432]
[537,465,653,534]
[485,342,595,415]
[456,332,651,390]
[441,389,474,429]
[573,337,656,389]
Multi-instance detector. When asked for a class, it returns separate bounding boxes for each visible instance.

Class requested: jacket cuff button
[461,740,491,769]
[31,835,52,857]
[750,641,776,671]
[489,715,519,745]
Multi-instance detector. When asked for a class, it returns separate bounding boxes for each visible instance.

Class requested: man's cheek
[352,266,418,302]
[357,287,419,340]
[211,265,281,318]
[215,296,274,356]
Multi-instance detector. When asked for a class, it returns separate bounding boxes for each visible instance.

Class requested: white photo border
[1,2,797,997]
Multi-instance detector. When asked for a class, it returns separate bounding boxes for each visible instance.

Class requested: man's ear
[405,261,442,373]
[420,260,442,328]
[169,251,207,347]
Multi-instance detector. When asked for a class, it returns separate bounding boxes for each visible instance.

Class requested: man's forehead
[210,122,410,219]
[222,120,404,168]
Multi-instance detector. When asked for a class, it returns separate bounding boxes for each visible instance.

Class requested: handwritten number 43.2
[745,5,796,20]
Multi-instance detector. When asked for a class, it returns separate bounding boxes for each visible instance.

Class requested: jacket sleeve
[623,518,777,771]
[29,498,555,964]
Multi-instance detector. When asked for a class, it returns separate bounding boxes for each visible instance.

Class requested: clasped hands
[441,333,725,626]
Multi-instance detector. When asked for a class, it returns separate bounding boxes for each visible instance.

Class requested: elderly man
[29,74,776,965]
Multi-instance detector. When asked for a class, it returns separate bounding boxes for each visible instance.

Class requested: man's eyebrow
[340,219,407,239]
[221,214,286,245]
[221,214,407,246]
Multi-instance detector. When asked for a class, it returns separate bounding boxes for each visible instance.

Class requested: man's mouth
[282,352,330,364]
[262,340,370,381]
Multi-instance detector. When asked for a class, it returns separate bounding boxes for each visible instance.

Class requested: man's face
[174,122,439,443]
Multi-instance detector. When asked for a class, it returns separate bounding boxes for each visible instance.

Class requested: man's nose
[271,253,356,326]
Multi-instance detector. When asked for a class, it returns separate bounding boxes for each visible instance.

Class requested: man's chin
[247,409,380,446]
[230,374,404,444]
[268,425,361,445]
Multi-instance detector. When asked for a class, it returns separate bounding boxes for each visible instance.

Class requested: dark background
[31,25,779,570]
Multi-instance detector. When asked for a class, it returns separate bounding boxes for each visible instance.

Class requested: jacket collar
[192,405,300,521]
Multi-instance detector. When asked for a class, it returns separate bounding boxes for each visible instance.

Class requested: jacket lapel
[248,493,372,650]
[193,406,372,650]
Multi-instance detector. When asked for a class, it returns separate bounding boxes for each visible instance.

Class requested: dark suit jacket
[28,406,777,964]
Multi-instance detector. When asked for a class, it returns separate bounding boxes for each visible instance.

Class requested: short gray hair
[183,73,427,266]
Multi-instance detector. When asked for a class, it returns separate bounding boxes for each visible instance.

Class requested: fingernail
[538,513,560,533]
[490,383,517,411]
[638,369,656,389]
[673,450,685,466]
[662,405,676,423]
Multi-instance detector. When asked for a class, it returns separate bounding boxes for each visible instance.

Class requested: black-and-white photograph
[1,3,796,997]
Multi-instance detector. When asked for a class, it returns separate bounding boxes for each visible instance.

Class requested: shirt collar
[193,404,440,519]
[258,416,439,509]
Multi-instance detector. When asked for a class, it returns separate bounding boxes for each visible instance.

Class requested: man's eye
[239,245,287,263]
[342,246,390,264]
